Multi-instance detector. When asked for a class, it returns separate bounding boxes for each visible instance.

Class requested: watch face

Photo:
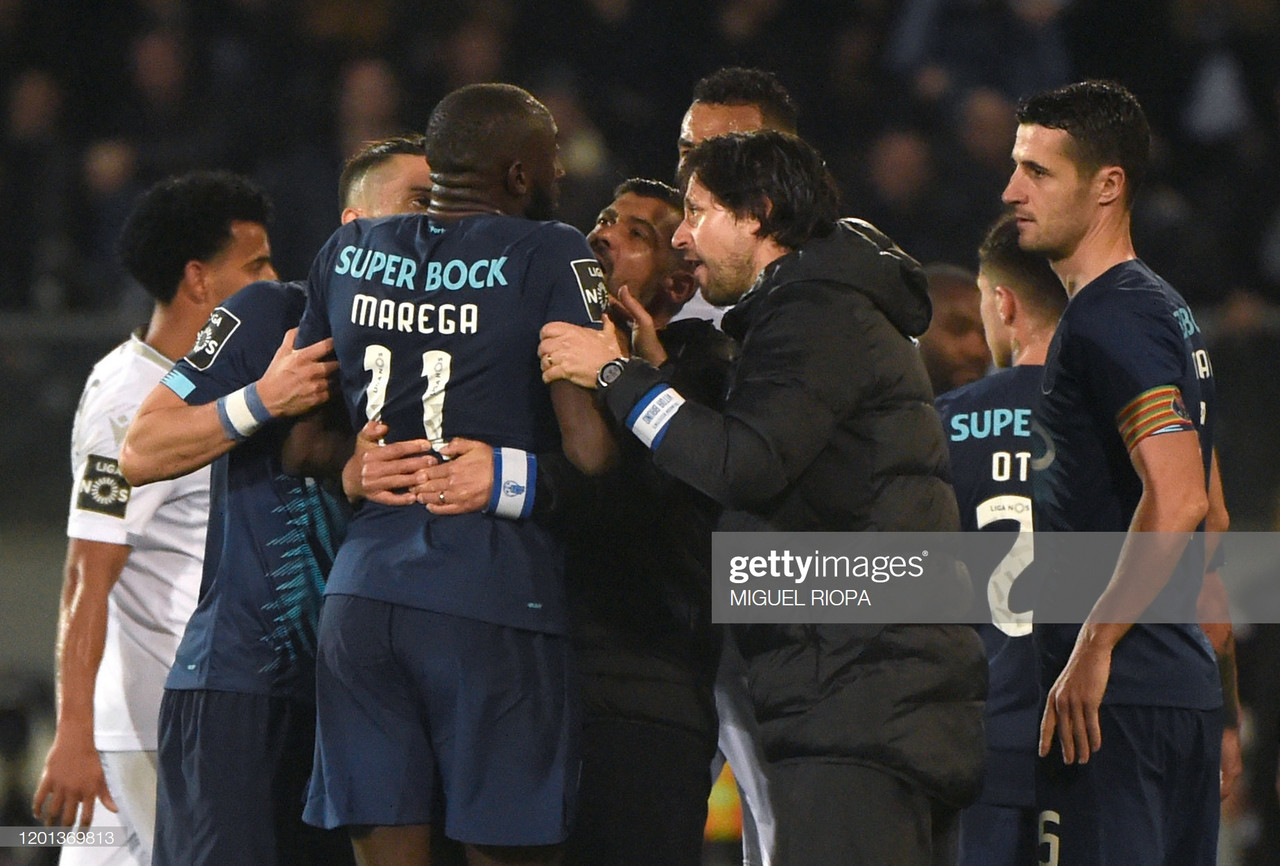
[599,359,625,387]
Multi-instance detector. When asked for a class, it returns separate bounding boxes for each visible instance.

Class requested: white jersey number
[363,344,453,449]
[975,494,1034,637]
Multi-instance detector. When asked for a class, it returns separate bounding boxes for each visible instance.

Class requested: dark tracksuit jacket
[600,218,988,808]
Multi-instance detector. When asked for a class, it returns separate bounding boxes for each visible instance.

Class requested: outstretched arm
[540,296,841,510]
[121,328,337,485]
[32,539,128,828]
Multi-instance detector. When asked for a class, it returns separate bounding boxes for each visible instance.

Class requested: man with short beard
[540,130,987,865]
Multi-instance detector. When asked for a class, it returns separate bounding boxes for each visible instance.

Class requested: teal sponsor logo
[949,407,1031,441]
[333,245,508,292]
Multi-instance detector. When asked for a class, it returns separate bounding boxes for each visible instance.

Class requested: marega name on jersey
[334,244,514,335]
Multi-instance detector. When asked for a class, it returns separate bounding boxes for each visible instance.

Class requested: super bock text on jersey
[295,212,604,633]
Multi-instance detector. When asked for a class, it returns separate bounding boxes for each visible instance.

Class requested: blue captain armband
[486,448,536,519]
[216,383,273,441]
[625,385,686,449]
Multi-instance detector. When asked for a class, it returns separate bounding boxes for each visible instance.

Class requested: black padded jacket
[600,218,988,807]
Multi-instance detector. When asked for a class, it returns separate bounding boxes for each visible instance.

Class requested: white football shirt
[66,334,207,751]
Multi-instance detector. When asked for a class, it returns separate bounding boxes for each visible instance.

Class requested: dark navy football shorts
[154,688,354,866]
[959,803,1037,866]
[304,595,580,847]
[1036,704,1220,866]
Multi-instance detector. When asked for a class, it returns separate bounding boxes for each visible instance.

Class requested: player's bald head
[425,83,555,176]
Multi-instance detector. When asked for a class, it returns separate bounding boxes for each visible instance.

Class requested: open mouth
[591,246,613,277]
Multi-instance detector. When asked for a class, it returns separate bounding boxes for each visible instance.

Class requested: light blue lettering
[396,258,416,290]
[951,408,1034,441]
[1174,306,1199,338]
[970,410,990,438]
[379,254,400,286]
[348,248,369,279]
[419,258,509,291]
[487,257,508,286]
[366,251,387,282]
[442,260,466,290]
[424,261,442,290]
[335,245,355,275]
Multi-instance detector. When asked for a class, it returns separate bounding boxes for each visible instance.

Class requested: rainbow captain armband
[625,385,686,449]
[1116,384,1195,451]
[216,382,273,441]
[486,448,536,519]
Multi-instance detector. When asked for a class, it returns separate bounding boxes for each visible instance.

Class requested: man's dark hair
[338,134,428,208]
[691,67,799,133]
[613,177,682,212]
[978,212,1067,322]
[1016,80,1150,205]
[117,170,272,304]
[425,83,550,175]
[678,130,839,250]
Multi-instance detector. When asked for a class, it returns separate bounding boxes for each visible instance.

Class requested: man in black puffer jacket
[540,130,987,865]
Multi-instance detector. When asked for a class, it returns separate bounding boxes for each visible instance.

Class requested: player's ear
[179,259,208,305]
[995,285,1016,326]
[1096,165,1125,206]
[505,160,528,197]
[746,196,771,237]
[340,206,363,225]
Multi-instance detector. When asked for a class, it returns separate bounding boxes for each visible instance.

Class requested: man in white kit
[31,170,276,865]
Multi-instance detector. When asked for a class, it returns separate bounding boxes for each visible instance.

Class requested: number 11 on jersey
[362,343,453,450]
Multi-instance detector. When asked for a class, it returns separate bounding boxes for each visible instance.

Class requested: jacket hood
[726,218,932,339]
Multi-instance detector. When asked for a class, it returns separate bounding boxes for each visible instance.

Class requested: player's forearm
[52,574,109,735]
[121,401,234,485]
[1205,449,1228,569]
[1216,629,1241,727]
[1083,490,1200,646]
[550,381,617,475]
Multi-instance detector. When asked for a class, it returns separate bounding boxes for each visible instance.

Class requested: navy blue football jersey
[296,213,605,633]
[1033,260,1219,710]
[160,280,350,701]
[936,364,1044,808]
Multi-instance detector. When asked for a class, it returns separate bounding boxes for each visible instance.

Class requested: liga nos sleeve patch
[184,306,242,371]
[571,259,608,323]
[76,454,132,518]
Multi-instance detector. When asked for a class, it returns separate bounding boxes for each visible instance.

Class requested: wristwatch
[596,357,629,390]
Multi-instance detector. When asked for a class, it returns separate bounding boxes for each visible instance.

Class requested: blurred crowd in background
[4,0,1280,863]
[4,0,1280,314]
